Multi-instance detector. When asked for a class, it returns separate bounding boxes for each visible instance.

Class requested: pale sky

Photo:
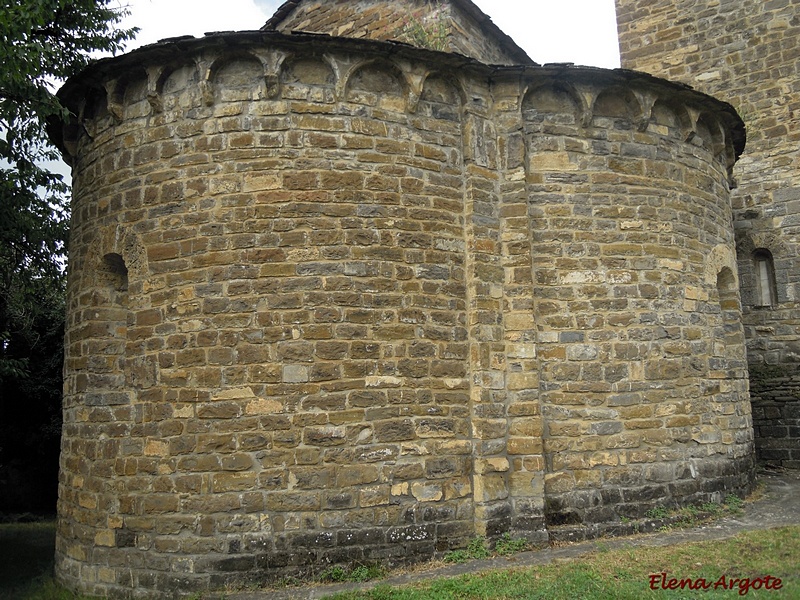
[114,0,621,68]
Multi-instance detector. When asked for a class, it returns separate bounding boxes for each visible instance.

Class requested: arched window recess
[752,249,777,308]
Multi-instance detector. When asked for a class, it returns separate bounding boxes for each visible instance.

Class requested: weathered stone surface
[52,7,755,597]
[265,0,532,66]
[616,0,800,467]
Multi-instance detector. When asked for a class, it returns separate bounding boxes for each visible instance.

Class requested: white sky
[115,0,621,68]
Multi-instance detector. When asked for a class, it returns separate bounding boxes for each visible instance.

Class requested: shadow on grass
[0,519,87,600]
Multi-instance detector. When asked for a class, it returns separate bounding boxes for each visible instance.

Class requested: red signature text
[649,572,783,595]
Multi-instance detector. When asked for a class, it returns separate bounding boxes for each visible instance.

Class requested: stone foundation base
[55,456,755,599]
[750,367,800,469]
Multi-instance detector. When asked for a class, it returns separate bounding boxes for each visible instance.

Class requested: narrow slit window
[753,249,776,307]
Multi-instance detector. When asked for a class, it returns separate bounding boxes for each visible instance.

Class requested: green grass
[323,526,800,600]
[0,520,56,599]
[644,506,670,519]
[643,494,748,531]
[493,533,530,557]
[0,520,96,600]
[443,537,491,564]
[443,534,530,564]
[320,564,388,584]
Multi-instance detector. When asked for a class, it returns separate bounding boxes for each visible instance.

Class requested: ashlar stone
[51,3,755,596]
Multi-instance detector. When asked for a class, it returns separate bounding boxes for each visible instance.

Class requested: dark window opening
[102,253,129,293]
[752,249,776,307]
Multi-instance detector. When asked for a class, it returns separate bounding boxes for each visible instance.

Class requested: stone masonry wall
[53,32,754,597]
[266,0,526,65]
[616,0,800,467]
[749,366,800,468]
[520,79,753,532]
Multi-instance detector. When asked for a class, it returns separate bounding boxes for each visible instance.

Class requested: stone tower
[616,0,800,468]
[52,0,755,596]
[261,0,532,65]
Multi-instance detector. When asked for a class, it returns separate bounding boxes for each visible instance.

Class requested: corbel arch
[694,112,726,158]
[106,67,150,122]
[591,85,644,127]
[416,70,465,120]
[204,51,269,105]
[721,132,737,176]
[629,88,658,131]
[58,117,81,164]
[80,86,112,139]
[155,58,201,103]
[251,47,288,99]
[343,58,410,113]
[521,79,585,126]
[649,97,693,141]
[103,79,123,122]
[279,53,337,101]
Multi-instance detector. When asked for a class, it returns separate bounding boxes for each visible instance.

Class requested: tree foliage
[0,0,136,511]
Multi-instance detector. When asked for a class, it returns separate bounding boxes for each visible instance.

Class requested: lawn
[325,526,799,600]
[0,520,57,600]
[0,519,96,600]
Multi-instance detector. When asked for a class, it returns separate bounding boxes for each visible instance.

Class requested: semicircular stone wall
[53,33,754,597]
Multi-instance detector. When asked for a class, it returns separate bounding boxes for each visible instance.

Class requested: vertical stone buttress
[519,76,753,534]
[616,0,800,467]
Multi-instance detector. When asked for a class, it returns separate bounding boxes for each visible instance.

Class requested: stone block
[359,485,391,507]
[303,427,347,446]
[282,365,308,383]
[336,465,379,488]
[424,457,464,479]
[411,482,444,502]
[473,474,509,502]
[374,419,415,442]
[474,457,510,474]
